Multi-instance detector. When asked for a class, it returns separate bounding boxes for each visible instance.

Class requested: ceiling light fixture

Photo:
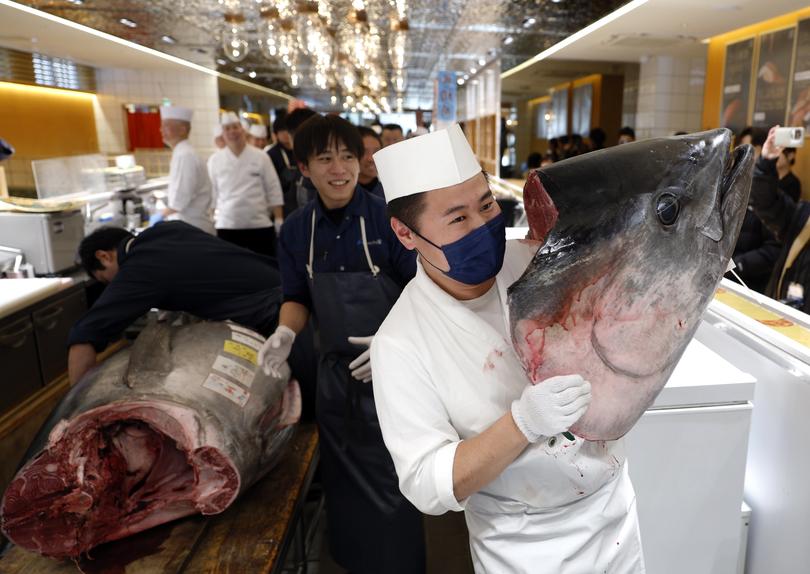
[248,70,257,78]
[470,67,477,74]
[119,18,137,28]
[478,57,486,66]
[216,58,227,65]
[502,0,650,79]
[523,17,536,28]
[221,2,249,62]
[66,0,83,4]
[161,35,176,44]
[235,66,245,73]
[503,36,514,45]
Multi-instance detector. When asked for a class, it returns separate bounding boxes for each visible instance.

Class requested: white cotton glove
[511,375,592,442]
[273,218,283,235]
[347,335,374,383]
[258,325,296,377]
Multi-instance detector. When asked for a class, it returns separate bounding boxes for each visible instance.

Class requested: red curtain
[126,110,164,151]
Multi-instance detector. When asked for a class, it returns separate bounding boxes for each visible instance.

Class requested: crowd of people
[57,106,805,573]
[730,125,807,311]
[522,125,637,176]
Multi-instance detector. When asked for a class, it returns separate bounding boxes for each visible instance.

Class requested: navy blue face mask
[412,212,507,285]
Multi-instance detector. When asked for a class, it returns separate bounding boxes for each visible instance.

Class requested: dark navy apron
[306,210,425,574]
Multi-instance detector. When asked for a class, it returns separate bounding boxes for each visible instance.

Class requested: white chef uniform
[207,143,284,230]
[166,139,214,234]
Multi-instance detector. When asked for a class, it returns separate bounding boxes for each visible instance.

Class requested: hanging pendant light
[221,0,249,62]
[257,3,280,58]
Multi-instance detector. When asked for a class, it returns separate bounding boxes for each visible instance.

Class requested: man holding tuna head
[370,124,645,573]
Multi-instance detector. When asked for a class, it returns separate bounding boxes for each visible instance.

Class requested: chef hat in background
[159,105,193,122]
[220,111,240,126]
[213,124,223,138]
[248,124,267,139]
[374,123,481,203]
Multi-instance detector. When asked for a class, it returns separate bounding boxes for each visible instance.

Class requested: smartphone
[774,126,805,148]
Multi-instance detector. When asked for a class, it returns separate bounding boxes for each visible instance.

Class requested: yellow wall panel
[0,82,98,156]
[0,81,99,193]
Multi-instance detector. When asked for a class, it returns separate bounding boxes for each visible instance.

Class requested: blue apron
[306,210,425,573]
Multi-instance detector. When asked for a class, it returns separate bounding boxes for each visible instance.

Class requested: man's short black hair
[750,127,769,148]
[357,125,382,146]
[382,123,403,134]
[589,127,606,147]
[527,152,542,169]
[619,126,636,138]
[78,226,133,275]
[784,147,797,165]
[293,114,364,165]
[285,108,318,135]
[388,193,428,233]
[272,115,287,134]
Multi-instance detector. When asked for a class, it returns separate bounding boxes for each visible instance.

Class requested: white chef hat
[374,123,481,203]
[248,124,267,139]
[213,124,223,138]
[160,105,193,122]
[220,111,240,126]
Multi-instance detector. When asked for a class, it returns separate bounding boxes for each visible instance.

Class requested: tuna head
[508,129,753,440]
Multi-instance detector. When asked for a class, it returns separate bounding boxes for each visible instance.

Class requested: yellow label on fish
[223,340,258,365]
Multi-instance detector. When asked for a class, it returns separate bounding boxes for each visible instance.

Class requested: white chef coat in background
[166,139,214,234]
[371,240,645,573]
[207,144,284,230]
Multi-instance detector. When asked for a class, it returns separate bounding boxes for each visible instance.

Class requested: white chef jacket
[166,139,214,234]
[371,240,645,573]
[207,144,284,230]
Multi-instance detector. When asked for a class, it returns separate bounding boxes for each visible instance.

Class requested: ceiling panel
[11,0,630,108]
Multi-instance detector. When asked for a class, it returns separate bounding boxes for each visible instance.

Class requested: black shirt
[779,172,802,204]
[268,143,295,182]
[68,221,282,351]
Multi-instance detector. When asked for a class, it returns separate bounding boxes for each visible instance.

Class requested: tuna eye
[656,193,680,226]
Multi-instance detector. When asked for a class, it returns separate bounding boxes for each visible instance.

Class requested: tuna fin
[125,322,173,388]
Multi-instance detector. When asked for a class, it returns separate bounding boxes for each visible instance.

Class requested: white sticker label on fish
[231,332,263,351]
[202,373,250,407]
[229,323,265,342]
[213,355,255,388]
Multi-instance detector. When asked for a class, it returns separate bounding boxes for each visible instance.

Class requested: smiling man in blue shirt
[257,114,422,573]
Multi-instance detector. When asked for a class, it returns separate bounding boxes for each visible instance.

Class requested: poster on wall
[721,38,754,135]
[789,18,810,132]
[752,27,796,128]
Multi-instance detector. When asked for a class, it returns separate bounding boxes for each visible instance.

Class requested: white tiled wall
[92,67,220,168]
[635,55,706,139]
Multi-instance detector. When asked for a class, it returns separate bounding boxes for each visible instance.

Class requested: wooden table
[0,424,319,574]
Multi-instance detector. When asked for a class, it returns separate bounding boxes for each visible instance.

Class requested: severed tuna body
[508,129,753,440]
[1,320,300,558]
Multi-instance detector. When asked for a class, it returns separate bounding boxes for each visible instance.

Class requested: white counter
[657,338,756,408]
[0,278,75,320]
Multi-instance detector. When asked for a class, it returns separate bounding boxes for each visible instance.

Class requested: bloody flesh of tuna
[1,403,238,558]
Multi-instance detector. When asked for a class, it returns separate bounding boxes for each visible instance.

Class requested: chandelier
[220,0,409,111]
